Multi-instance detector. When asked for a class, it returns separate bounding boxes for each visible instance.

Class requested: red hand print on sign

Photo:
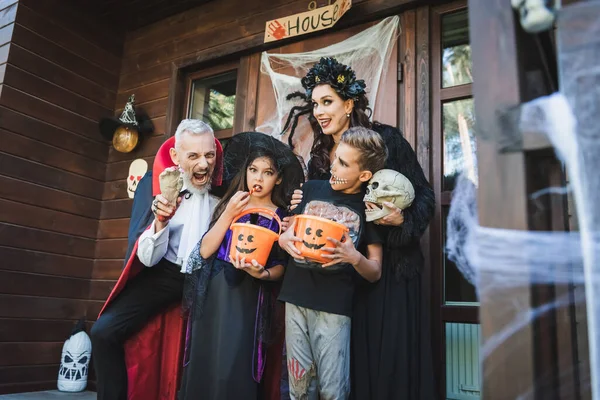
[288,358,307,381]
[268,20,286,40]
[339,0,349,17]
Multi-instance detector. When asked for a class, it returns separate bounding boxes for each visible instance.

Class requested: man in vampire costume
[91,119,224,400]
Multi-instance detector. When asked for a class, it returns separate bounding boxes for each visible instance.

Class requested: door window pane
[189,71,237,131]
[443,98,476,191]
[444,207,477,304]
[446,323,481,400]
[442,10,472,88]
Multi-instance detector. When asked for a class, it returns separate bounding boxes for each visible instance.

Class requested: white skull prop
[57,324,91,392]
[127,159,148,199]
[511,0,556,33]
[364,169,415,222]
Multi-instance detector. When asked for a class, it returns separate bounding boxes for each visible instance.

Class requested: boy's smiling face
[330,142,373,194]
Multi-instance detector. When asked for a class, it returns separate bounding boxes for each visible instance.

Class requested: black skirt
[179,259,261,400]
[351,258,437,400]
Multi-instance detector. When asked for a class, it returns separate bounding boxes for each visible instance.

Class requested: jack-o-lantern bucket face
[294,215,349,263]
[229,208,281,266]
[235,233,257,255]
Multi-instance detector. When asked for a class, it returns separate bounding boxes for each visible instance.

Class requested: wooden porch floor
[0,392,95,400]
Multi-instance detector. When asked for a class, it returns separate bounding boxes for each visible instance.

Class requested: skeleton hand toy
[156,166,183,222]
[364,169,415,222]
[511,0,556,33]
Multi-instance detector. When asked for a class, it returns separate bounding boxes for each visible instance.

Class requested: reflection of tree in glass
[205,89,235,131]
[443,44,473,88]
[443,99,476,190]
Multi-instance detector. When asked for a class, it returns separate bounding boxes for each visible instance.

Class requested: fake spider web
[446,92,599,399]
[257,16,399,162]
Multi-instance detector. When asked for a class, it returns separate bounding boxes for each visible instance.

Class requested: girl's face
[246,156,281,199]
[311,84,354,139]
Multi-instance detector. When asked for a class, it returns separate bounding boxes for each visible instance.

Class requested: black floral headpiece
[301,57,366,100]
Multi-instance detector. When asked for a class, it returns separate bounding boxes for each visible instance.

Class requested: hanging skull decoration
[127,159,148,199]
[511,0,556,33]
[364,169,415,222]
[58,318,91,392]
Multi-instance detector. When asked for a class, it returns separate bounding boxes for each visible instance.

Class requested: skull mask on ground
[58,328,91,392]
[364,169,415,222]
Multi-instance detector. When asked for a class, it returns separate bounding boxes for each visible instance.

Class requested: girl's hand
[321,235,361,268]
[223,191,250,220]
[278,218,304,260]
[288,188,303,212]
[373,202,404,226]
[281,216,292,232]
[229,254,268,279]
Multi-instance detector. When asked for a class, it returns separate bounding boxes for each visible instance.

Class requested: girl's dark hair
[281,85,372,179]
[210,149,287,227]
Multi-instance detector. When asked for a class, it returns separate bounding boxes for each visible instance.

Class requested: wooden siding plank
[0,176,101,220]
[10,24,117,89]
[0,246,93,279]
[16,5,121,75]
[0,152,104,200]
[0,198,98,239]
[0,128,105,181]
[3,64,112,122]
[0,223,96,258]
[0,271,90,299]
[0,106,109,163]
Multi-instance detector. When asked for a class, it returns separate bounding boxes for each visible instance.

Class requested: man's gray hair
[174,119,214,149]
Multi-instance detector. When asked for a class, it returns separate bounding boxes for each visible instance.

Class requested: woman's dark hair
[281,86,372,179]
[210,149,287,227]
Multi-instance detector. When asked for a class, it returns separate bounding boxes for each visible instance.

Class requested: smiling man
[91,119,222,400]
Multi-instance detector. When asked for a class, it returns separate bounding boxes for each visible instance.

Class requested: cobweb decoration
[258,16,399,161]
[446,93,599,398]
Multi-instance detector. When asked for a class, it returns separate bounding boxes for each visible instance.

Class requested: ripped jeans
[285,303,351,400]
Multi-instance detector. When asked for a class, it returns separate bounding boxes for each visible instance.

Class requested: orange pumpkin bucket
[229,208,282,266]
[294,215,349,263]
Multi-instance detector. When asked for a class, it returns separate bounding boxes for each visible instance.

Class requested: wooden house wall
[99,0,422,302]
[0,0,122,393]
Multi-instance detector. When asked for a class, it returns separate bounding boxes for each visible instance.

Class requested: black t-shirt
[278,180,383,317]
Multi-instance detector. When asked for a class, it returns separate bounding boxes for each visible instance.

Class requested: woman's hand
[223,191,250,220]
[321,235,361,268]
[373,202,405,226]
[229,254,269,279]
[288,188,303,212]
[278,218,304,260]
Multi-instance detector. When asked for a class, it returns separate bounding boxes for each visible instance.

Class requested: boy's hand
[321,235,361,268]
[278,218,305,260]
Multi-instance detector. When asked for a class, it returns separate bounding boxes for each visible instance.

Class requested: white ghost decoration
[127,159,148,199]
[58,320,91,392]
[364,169,415,222]
[511,0,556,33]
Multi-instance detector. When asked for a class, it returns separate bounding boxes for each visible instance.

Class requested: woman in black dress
[282,57,437,399]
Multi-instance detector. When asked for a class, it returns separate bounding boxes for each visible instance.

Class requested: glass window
[189,71,237,131]
[442,10,472,88]
[443,98,476,191]
[444,207,477,304]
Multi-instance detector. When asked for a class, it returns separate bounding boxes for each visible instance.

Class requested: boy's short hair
[340,127,388,173]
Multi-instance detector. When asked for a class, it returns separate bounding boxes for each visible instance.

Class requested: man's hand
[152,194,181,232]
